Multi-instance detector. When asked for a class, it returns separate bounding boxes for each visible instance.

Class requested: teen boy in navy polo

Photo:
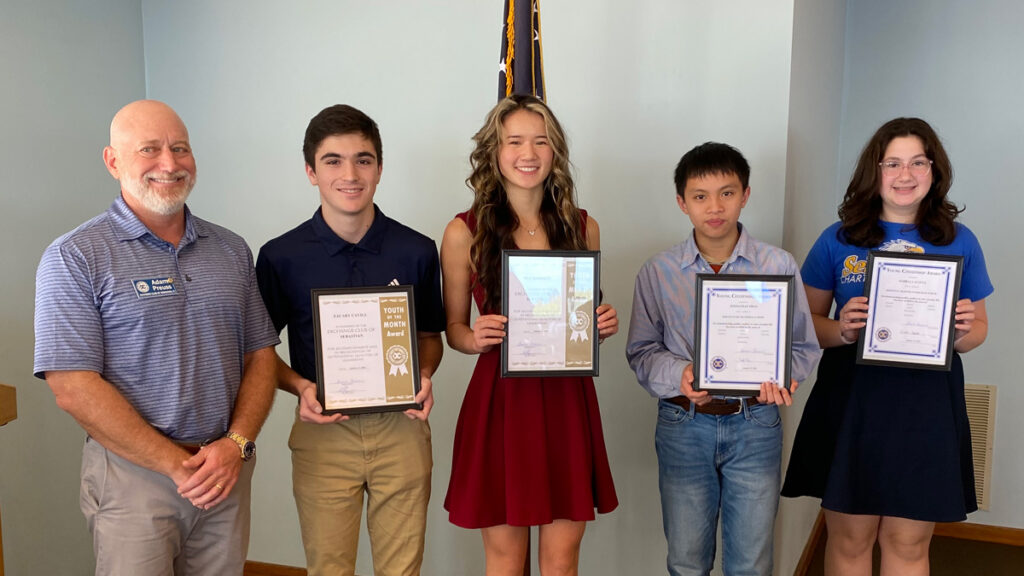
[256,105,444,576]
[34,100,280,575]
[625,142,820,576]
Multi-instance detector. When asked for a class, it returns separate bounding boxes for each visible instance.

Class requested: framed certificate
[693,274,794,396]
[501,250,600,378]
[311,286,421,415]
[857,251,962,371]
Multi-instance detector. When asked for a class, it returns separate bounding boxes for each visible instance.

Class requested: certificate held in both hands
[693,274,795,397]
[311,286,422,415]
[857,251,962,371]
[501,250,601,378]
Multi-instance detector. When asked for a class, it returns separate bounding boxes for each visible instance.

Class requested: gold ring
[215,484,223,490]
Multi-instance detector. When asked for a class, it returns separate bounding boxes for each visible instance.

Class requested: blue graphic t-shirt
[801,221,994,318]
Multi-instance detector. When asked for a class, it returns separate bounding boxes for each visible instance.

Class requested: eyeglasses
[879,159,932,177]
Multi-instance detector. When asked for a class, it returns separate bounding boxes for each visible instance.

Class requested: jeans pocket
[657,400,691,424]
[747,403,781,428]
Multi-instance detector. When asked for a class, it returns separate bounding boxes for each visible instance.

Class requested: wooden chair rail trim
[243,561,307,576]
[934,521,1024,546]
[794,510,1024,576]
[793,510,827,576]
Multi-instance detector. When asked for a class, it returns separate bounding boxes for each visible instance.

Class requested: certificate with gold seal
[311,286,421,414]
[500,250,600,378]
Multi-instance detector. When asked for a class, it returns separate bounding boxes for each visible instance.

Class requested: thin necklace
[699,250,728,265]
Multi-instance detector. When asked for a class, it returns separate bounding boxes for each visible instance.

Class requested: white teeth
[518,167,538,172]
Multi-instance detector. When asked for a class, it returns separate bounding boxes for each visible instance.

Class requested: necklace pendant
[528,229,536,236]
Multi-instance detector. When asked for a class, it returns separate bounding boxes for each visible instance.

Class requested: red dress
[444,210,618,528]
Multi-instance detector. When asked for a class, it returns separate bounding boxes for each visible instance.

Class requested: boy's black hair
[303,104,382,170]
[673,142,750,196]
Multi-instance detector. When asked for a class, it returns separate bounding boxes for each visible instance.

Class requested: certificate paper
[501,250,600,377]
[693,275,794,396]
[857,251,962,370]
[311,286,421,414]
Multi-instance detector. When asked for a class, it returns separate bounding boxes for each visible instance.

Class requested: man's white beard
[122,170,195,216]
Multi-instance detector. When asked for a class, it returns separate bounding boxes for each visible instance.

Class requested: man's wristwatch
[225,431,256,462]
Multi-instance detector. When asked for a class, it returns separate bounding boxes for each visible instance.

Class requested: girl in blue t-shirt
[782,117,993,575]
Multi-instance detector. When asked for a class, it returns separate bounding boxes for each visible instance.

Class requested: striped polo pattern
[34,196,279,442]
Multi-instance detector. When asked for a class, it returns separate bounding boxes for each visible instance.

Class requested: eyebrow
[690,184,738,194]
[319,151,377,161]
[137,139,190,147]
[883,153,929,160]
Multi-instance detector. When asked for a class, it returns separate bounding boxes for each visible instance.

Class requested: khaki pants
[289,411,432,576]
[80,436,254,576]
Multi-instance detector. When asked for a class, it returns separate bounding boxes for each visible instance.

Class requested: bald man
[34,100,279,575]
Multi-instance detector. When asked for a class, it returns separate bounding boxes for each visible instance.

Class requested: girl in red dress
[442,95,619,575]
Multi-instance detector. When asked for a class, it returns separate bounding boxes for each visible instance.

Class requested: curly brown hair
[467,95,587,312]
[839,117,962,247]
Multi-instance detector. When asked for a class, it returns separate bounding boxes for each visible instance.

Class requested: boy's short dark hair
[303,104,383,170]
[673,142,751,196]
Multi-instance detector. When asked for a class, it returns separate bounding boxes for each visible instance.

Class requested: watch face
[242,442,256,460]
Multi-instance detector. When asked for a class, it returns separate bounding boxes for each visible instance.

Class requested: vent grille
[964,383,996,510]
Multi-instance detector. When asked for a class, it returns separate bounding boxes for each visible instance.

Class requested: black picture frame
[500,250,601,378]
[311,285,421,415]
[856,251,962,371]
[692,274,795,397]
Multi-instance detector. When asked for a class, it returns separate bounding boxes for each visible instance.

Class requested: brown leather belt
[664,395,760,415]
[176,442,204,455]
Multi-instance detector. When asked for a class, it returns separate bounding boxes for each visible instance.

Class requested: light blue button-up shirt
[626,224,821,399]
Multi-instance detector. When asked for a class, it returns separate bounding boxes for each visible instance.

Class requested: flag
[498,0,545,100]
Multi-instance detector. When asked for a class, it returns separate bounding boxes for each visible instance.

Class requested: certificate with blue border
[693,274,794,397]
[500,250,601,378]
[856,251,962,371]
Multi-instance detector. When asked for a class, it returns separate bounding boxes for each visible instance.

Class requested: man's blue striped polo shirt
[34,196,280,442]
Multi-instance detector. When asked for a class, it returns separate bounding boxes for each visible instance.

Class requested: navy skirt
[782,344,976,522]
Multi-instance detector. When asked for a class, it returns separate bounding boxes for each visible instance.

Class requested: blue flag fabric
[498,0,545,100]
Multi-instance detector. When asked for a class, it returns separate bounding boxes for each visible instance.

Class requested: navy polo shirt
[256,205,445,382]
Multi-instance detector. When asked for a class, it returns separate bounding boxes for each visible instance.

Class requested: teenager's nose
[340,160,357,180]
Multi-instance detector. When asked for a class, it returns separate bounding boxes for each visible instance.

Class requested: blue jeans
[655,399,783,576]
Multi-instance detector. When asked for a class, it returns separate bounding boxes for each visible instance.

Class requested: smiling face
[677,171,750,246]
[878,135,932,223]
[105,101,196,217]
[307,133,382,225]
[497,109,553,196]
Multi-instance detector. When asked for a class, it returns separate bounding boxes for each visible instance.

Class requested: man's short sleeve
[34,241,105,378]
[242,246,281,352]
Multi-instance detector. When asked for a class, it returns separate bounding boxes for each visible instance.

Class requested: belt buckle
[729,399,745,415]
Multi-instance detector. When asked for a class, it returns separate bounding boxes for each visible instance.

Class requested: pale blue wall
[5,1,1019,574]
[0,1,146,574]
[837,0,1023,529]
[139,1,796,574]
[779,1,848,572]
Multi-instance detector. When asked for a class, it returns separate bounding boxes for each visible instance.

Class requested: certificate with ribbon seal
[311,286,421,414]
[857,251,962,370]
[500,250,601,378]
[693,274,795,396]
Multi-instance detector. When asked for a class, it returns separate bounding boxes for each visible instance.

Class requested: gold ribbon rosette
[569,309,590,342]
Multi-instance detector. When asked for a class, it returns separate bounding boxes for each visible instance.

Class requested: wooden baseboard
[793,510,826,576]
[793,510,1024,576]
[934,521,1024,546]
[244,561,307,576]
